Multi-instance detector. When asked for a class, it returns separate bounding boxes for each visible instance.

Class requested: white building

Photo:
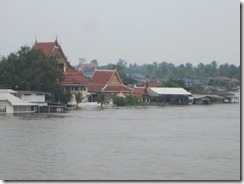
[16,91,50,104]
[146,87,193,105]
[16,91,51,112]
[0,90,34,114]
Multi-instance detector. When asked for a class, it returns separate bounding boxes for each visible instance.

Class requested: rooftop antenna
[35,35,37,43]
[55,35,58,42]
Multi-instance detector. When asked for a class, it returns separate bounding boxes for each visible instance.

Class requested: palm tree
[75,92,82,109]
[96,93,108,108]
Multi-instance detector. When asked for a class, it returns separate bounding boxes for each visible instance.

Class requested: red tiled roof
[62,83,87,87]
[64,73,88,81]
[33,42,56,56]
[63,65,89,84]
[66,67,74,73]
[132,87,148,97]
[87,69,132,93]
[147,81,161,87]
[90,70,115,84]
[87,83,105,91]
[62,65,89,86]
[66,64,87,77]
[103,84,132,92]
[87,83,132,93]
[132,87,146,94]
[33,41,68,62]
[33,40,88,87]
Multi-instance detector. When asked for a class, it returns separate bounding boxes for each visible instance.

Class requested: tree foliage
[161,79,188,89]
[113,94,140,106]
[125,94,139,105]
[0,46,69,103]
[99,60,240,81]
[113,96,126,106]
[96,93,109,108]
[74,92,83,108]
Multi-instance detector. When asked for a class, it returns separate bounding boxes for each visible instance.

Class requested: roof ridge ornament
[35,35,37,43]
[55,35,59,44]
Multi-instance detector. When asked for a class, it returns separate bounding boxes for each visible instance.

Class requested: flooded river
[0,104,240,180]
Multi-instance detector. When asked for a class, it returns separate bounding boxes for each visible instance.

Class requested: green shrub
[113,96,126,106]
[125,94,139,105]
[113,95,140,106]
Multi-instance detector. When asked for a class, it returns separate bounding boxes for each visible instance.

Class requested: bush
[125,94,139,105]
[113,96,126,106]
[113,95,140,106]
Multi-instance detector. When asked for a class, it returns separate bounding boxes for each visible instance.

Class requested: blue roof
[180,77,200,84]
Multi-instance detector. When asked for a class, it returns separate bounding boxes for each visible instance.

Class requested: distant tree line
[98,59,240,81]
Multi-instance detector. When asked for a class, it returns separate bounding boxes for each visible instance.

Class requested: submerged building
[0,89,66,114]
[0,89,34,114]
[146,87,193,105]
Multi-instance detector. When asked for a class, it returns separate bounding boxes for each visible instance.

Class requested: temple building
[132,85,150,103]
[88,69,133,101]
[33,40,89,102]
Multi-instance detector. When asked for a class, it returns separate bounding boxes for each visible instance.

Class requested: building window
[23,94,32,101]
[0,104,6,114]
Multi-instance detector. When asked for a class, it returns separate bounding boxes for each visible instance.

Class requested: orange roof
[87,83,132,93]
[147,81,161,87]
[88,69,132,93]
[33,40,88,87]
[62,75,88,86]
[63,73,88,82]
[62,65,89,86]
[90,70,115,84]
[33,42,57,56]
[132,87,148,97]
[103,84,132,92]
[66,64,87,78]
[33,40,67,62]
[87,83,105,91]
[66,66,76,73]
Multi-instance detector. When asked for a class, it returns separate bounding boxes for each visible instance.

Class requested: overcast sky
[0,0,240,66]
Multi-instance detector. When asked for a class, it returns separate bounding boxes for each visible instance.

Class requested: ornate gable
[88,69,132,93]
[108,71,121,84]
[33,40,69,72]
[33,40,67,61]
[107,69,123,85]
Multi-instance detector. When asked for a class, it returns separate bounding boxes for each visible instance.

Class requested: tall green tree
[0,46,69,103]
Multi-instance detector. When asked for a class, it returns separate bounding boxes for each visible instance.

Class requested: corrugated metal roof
[0,93,33,106]
[0,89,17,93]
[17,91,51,95]
[193,94,224,99]
[147,87,192,96]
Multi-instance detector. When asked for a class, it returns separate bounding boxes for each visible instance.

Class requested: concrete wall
[0,101,14,114]
[20,93,45,103]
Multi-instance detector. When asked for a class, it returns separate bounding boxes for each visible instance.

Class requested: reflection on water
[15,113,67,120]
[0,104,240,180]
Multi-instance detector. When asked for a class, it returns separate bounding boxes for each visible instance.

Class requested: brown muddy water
[0,104,240,180]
